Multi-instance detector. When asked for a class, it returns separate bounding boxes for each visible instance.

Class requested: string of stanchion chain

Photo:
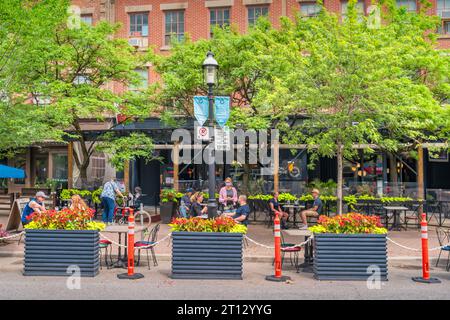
[99,232,172,249]
[0,231,449,252]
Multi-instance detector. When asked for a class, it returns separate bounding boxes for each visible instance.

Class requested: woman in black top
[190,192,208,217]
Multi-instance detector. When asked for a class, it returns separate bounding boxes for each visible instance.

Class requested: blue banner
[215,96,230,128]
[193,96,209,126]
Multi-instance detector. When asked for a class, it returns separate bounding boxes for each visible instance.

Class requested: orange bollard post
[118,208,144,280]
[412,213,440,284]
[266,212,291,282]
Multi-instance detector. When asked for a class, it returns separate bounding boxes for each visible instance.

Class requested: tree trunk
[337,143,343,215]
[389,152,399,196]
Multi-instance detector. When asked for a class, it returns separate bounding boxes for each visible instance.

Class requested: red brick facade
[71,0,450,91]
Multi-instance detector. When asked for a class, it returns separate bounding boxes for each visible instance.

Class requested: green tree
[0,0,69,155]
[256,0,449,213]
[20,18,156,185]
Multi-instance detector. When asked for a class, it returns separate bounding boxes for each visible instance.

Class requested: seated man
[21,191,48,225]
[180,188,193,218]
[299,188,323,230]
[269,192,289,229]
[223,195,250,226]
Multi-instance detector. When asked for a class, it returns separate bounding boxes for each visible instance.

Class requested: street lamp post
[203,51,218,218]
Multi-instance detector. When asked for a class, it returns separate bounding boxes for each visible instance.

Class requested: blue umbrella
[0,164,25,179]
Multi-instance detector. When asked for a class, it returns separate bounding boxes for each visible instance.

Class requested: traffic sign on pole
[214,127,230,151]
[196,125,210,141]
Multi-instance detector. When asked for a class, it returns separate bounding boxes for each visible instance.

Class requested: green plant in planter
[91,188,102,204]
[309,213,387,234]
[169,216,247,233]
[278,193,297,202]
[160,188,178,203]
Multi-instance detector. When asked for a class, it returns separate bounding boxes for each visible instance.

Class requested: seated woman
[219,177,238,211]
[269,192,289,229]
[70,195,90,212]
[190,192,208,218]
[180,188,193,218]
[223,195,250,226]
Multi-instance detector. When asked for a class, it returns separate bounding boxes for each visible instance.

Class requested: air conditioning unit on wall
[128,37,148,49]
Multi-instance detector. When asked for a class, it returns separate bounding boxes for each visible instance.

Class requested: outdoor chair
[99,239,113,270]
[272,232,301,271]
[435,228,450,271]
[265,201,275,228]
[135,223,160,270]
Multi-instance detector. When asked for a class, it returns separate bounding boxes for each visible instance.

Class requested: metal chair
[135,223,160,270]
[265,201,275,228]
[435,228,450,271]
[99,239,113,270]
[272,232,301,270]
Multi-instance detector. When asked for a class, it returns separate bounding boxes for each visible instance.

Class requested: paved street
[0,259,449,300]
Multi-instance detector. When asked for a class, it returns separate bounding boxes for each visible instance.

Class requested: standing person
[223,195,250,226]
[69,195,90,212]
[180,188,193,218]
[269,192,289,229]
[101,178,125,224]
[219,177,238,211]
[190,192,208,218]
[21,191,48,225]
[299,188,323,230]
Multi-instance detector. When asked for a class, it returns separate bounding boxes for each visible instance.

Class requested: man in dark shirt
[269,192,289,229]
[223,195,250,226]
[299,188,323,230]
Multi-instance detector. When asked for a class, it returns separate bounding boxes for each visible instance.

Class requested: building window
[248,6,269,27]
[80,14,93,25]
[74,74,90,85]
[341,0,365,21]
[210,7,230,37]
[52,154,68,184]
[300,2,321,17]
[438,20,450,34]
[91,153,106,180]
[164,10,185,46]
[130,68,149,90]
[396,0,417,12]
[129,12,149,36]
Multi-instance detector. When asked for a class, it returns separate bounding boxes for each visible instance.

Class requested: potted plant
[169,217,247,279]
[160,188,178,223]
[23,208,105,277]
[309,213,388,281]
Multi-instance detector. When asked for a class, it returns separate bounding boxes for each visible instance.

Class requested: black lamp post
[203,51,218,218]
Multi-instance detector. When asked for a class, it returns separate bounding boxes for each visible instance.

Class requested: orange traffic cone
[266,212,291,282]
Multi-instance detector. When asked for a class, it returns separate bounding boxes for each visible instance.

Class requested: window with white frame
[210,7,230,37]
[129,12,149,36]
[80,14,93,25]
[248,6,269,26]
[396,0,417,12]
[438,20,450,34]
[91,152,106,180]
[341,0,365,21]
[300,2,321,17]
[129,68,148,90]
[437,0,450,18]
[164,10,185,46]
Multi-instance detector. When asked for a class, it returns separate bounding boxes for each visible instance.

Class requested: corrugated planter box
[24,229,99,277]
[171,232,243,280]
[313,233,387,281]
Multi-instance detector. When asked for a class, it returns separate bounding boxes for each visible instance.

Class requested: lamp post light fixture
[202,51,219,218]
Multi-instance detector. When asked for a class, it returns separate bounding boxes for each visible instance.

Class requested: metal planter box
[24,229,99,277]
[314,233,388,281]
[171,232,243,280]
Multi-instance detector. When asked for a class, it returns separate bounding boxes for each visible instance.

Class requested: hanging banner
[215,96,230,128]
[193,96,209,126]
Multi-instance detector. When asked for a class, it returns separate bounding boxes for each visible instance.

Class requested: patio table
[103,225,148,269]
[281,204,305,227]
[282,229,313,273]
[383,206,409,231]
